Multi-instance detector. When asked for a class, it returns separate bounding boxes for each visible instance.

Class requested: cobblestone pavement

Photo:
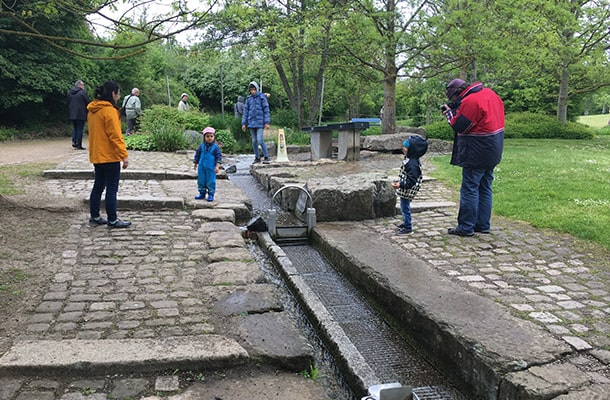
[1,149,608,400]
[0,150,335,400]
[372,179,610,356]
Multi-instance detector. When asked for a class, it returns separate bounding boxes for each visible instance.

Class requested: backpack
[120,95,133,117]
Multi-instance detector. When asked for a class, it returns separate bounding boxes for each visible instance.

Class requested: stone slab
[0,336,248,376]
[227,312,314,372]
[213,284,283,316]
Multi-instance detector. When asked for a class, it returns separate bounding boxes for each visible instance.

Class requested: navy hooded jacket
[241,82,270,129]
[396,135,428,200]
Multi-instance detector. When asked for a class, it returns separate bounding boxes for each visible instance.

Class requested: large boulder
[362,129,427,152]
[305,173,395,221]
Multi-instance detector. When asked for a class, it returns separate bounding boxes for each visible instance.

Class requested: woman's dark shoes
[108,218,131,228]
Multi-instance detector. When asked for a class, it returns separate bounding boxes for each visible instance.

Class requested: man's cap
[181,93,188,98]
[446,79,466,99]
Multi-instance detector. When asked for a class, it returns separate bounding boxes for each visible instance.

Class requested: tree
[0,1,96,124]
[214,0,348,127]
[0,0,216,59]
[550,0,610,122]
[425,0,610,123]
[336,0,441,134]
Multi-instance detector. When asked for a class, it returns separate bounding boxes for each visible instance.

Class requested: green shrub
[505,112,594,139]
[0,126,17,141]
[208,114,229,131]
[124,134,155,151]
[423,112,595,141]
[284,127,311,145]
[362,126,381,136]
[422,121,454,140]
[140,105,209,133]
[596,125,610,136]
[272,109,300,130]
[134,118,187,152]
[215,129,237,154]
[229,117,249,144]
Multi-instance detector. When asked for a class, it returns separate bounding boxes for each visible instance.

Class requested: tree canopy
[1,0,609,128]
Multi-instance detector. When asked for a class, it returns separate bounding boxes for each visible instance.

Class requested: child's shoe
[194,192,205,200]
[207,194,214,202]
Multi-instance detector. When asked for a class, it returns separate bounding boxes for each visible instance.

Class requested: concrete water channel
[228,157,469,400]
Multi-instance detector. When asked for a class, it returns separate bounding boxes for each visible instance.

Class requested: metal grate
[413,386,457,400]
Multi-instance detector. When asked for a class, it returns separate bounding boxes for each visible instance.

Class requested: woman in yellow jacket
[87,81,131,228]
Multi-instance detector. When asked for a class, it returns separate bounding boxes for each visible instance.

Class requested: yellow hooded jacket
[87,100,128,164]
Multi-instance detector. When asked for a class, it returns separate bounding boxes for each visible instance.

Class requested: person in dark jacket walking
[234,95,244,117]
[67,80,91,150]
[392,135,428,234]
[241,81,271,164]
[442,79,504,236]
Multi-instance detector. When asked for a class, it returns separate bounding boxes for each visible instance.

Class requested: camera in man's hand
[440,101,458,113]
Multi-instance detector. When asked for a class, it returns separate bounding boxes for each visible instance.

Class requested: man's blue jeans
[250,127,269,160]
[457,167,494,233]
[90,162,121,222]
[71,119,85,147]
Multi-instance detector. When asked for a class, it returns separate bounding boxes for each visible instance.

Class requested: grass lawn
[431,137,610,250]
[577,114,610,129]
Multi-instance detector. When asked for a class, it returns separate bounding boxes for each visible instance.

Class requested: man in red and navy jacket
[442,79,504,237]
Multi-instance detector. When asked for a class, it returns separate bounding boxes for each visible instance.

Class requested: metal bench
[351,117,381,127]
[301,121,370,161]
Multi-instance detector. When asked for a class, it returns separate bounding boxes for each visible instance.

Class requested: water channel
[228,155,470,400]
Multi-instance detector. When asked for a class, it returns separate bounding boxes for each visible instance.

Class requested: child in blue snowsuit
[193,127,222,202]
[391,135,428,234]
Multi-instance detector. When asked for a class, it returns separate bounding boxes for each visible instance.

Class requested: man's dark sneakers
[397,228,412,234]
[89,216,108,226]
[263,158,271,164]
[253,159,261,164]
[448,227,474,237]
[396,222,406,228]
[108,218,131,228]
[474,227,491,234]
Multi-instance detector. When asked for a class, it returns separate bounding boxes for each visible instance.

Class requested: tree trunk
[382,71,397,135]
[557,67,569,124]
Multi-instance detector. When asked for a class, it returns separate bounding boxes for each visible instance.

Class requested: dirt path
[0,137,84,165]
[0,137,82,354]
